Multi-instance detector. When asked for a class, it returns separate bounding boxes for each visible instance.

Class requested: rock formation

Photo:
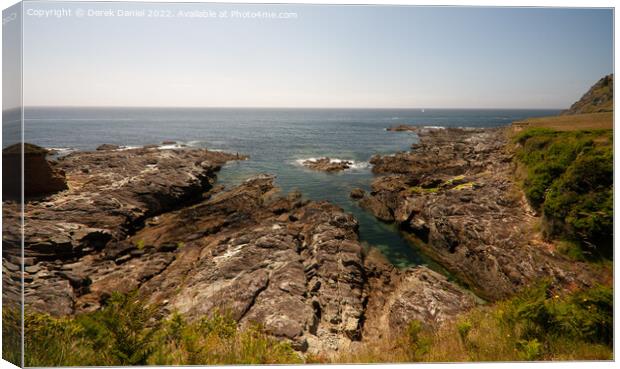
[2,143,68,199]
[302,157,352,172]
[4,144,476,356]
[561,74,613,115]
[356,127,605,301]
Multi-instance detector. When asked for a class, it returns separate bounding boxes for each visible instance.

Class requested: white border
[0,1,616,369]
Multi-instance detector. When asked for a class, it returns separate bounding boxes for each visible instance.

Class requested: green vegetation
[562,74,613,115]
[135,239,145,250]
[513,112,613,132]
[408,175,478,194]
[334,283,613,363]
[2,306,22,366]
[5,284,613,365]
[7,292,301,366]
[513,128,613,258]
[452,182,477,191]
[408,186,439,194]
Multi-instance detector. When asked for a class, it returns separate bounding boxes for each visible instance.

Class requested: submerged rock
[349,188,365,199]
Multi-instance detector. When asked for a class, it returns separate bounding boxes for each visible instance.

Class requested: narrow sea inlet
[21,107,559,268]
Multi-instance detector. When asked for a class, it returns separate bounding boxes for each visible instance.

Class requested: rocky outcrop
[3,145,241,315]
[96,144,120,151]
[562,74,613,115]
[349,188,365,199]
[6,144,480,356]
[357,127,604,301]
[362,250,475,341]
[3,143,68,199]
[302,157,351,172]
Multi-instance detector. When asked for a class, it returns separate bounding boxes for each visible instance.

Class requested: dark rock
[302,157,351,172]
[3,146,242,317]
[96,144,120,151]
[365,127,605,301]
[358,196,393,222]
[3,143,68,199]
[349,188,365,199]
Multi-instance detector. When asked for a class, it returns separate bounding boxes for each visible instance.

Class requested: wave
[47,147,76,156]
[116,145,141,151]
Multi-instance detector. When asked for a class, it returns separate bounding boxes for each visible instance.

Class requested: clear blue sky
[17,2,614,108]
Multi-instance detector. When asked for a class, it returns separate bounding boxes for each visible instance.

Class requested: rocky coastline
[3,143,474,356]
[4,127,606,357]
[353,126,605,301]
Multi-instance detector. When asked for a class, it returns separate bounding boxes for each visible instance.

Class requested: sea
[4,107,559,269]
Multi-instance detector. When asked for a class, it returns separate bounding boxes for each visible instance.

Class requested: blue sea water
[9,107,559,269]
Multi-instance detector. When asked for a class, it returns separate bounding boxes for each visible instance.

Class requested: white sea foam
[116,145,141,151]
[47,147,76,156]
[158,143,185,150]
[348,161,370,170]
[294,157,370,171]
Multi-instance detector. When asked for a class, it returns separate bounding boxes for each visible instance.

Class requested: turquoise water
[16,107,559,268]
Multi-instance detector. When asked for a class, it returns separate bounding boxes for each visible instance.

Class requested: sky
[9,2,615,109]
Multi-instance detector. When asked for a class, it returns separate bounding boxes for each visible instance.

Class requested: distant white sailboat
[421,108,425,113]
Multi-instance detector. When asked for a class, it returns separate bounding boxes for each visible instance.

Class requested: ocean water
[11,107,559,268]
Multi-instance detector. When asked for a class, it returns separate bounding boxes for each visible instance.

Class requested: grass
[512,127,612,258]
[512,112,612,132]
[409,186,439,194]
[452,182,477,191]
[7,292,301,366]
[2,306,21,366]
[4,283,613,365]
[332,283,613,363]
[408,175,476,194]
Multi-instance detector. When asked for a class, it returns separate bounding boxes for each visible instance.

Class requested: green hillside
[562,74,613,115]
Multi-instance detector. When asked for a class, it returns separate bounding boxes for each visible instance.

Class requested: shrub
[456,320,472,342]
[150,310,302,365]
[502,282,613,347]
[21,293,301,366]
[77,291,159,365]
[514,128,612,257]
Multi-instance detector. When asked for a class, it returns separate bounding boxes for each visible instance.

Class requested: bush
[403,283,613,362]
[150,310,301,365]
[501,282,613,347]
[514,128,612,257]
[77,291,159,365]
[21,293,302,366]
[456,320,472,342]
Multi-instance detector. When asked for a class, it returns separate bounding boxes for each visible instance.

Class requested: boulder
[349,188,366,199]
[96,144,120,151]
[2,143,68,199]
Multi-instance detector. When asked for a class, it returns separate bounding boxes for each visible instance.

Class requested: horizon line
[5,105,567,111]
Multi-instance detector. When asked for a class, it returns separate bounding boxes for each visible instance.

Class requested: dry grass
[512,112,612,132]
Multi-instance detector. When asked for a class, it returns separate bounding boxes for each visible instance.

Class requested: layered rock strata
[3,144,475,355]
[354,126,604,301]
